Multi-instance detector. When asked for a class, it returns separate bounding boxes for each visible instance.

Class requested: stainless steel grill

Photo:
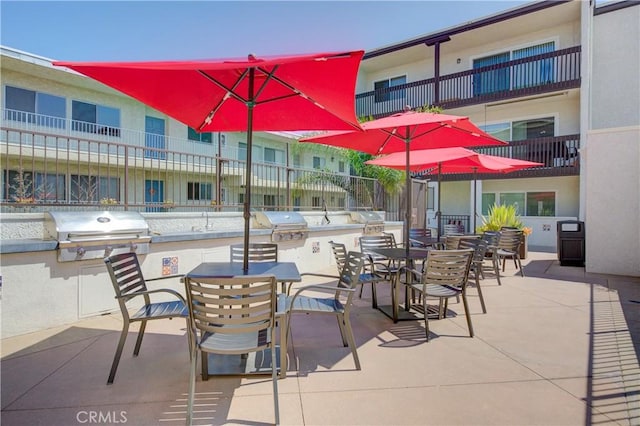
[253,211,308,242]
[44,211,151,262]
[350,211,384,235]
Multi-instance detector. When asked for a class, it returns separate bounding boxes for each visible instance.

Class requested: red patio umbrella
[54,51,364,270]
[300,109,506,252]
[365,147,543,231]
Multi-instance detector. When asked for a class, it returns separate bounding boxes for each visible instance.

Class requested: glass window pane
[37,93,65,118]
[264,148,276,163]
[238,142,247,161]
[499,193,525,215]
[188,127,200,141]
[6,86,36,113]
[481,193,496,215]
[526,191,555,216]
[200,132,212,143]
[97,105,120,127]
[481,123,510,141]
[72,100,96,123]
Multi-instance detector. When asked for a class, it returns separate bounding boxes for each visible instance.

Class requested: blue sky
[1,1,532,61]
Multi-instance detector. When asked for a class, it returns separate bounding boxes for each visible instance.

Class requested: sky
[1,1,532,61]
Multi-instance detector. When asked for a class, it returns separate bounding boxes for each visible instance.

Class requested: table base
[376,304,443,323]
[206,346,282,376]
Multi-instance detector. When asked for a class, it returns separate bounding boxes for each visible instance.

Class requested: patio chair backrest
[185,274,277,354]
[230,243,278,263]
[422,249,473,290]
[329,240,347,272]
[335,251,366,299]
[104,252,149,312]
[497,228,522,252]
[409,228,432,238]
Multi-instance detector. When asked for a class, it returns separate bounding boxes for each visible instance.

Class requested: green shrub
[477,204,524,233]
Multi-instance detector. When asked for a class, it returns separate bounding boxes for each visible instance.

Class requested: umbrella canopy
[300,109,506,251]
[54,51,364,270]
[366,147,543,231]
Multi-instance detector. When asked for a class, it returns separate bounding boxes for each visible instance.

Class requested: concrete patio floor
[2,251,640,425]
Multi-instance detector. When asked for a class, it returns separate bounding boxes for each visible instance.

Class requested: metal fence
[0,125,402,219]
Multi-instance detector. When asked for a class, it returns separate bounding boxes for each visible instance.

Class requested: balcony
[356,46,581,118]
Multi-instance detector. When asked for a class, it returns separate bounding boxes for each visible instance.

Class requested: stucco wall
[584,127,640,276]
[591,5,640,130]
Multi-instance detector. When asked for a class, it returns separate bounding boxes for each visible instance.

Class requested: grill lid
[350,211,383,224]
[44,211,149,240]
[253,211,308,229]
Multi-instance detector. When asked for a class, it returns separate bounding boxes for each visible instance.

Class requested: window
[264,147,284,164]
[5,86,66,128]
[312,196,321,208]
[238,142,247,161]
[312,156,325,169]
[513,42,555,88]
[187,127,212,143]
[70,175,119,203]
[4,169,66,202]
[482,191,556,216]
[374,75,407,103]
[187,182,212,201]
[71,100,120,136]
[481,193,497,215]
[526,191,555,216]
[338,161,345,173]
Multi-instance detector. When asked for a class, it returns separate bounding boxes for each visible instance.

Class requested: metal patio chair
[496,228,525,277]
[104,252,189,385]
[284,251,366,370]
[400,249,474,340]
[329,240,386,308]
[184,274,280,425]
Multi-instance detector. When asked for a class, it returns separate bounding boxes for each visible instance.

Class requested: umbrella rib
[375,129,401,154]
[197,69,249,130]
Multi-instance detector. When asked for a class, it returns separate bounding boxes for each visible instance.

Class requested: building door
[145,179,164,212]
[145,116,166,159]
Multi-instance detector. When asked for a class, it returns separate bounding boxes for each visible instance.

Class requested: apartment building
[1,0,638,276]
[353,0,639,275]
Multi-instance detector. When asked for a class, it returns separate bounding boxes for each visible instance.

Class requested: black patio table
[367,247,431,322]
[185,261,301,376]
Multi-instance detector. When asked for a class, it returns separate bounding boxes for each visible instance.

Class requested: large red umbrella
[54,51,364,270]
[300,109,506,251]
[365,147,543,231]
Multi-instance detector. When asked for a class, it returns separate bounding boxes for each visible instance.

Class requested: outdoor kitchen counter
[0,223,389,253]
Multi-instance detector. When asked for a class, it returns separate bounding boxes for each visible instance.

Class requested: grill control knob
[130,242,138,252]
[76,247,86,257]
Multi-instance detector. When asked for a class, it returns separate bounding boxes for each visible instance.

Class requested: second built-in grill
[350,211,384,235]
[44,211,151,262]
[253,211,309,242]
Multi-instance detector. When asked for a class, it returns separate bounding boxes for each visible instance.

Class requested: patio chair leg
[493,257,502,286]
[270,327,280,425]
[133,320,147,356]
[336,316,348,347]
[107,323,129,385]
[475,269,487,314]
[358,284,364,299]
[342,314,361,370]
[462,293,474,338]
[517,256,525,277]
[186,348,198,426]
[423,297,430,341]
[278,313,288,379]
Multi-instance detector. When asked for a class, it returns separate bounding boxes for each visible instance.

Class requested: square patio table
[367,247,432,322]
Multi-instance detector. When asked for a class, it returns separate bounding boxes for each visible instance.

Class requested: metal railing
[356,46,581,117]
[0,125,401,217]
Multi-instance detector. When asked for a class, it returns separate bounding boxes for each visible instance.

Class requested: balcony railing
[430,135,581,181]
[356,46,581,118]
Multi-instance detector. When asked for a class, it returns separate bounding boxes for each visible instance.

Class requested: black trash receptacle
[557,220,585,266]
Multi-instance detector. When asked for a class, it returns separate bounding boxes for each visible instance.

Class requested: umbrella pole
[437,162,442,241]
[405,139,411,258]
[243,68,256,272]
[473,168,478,233]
